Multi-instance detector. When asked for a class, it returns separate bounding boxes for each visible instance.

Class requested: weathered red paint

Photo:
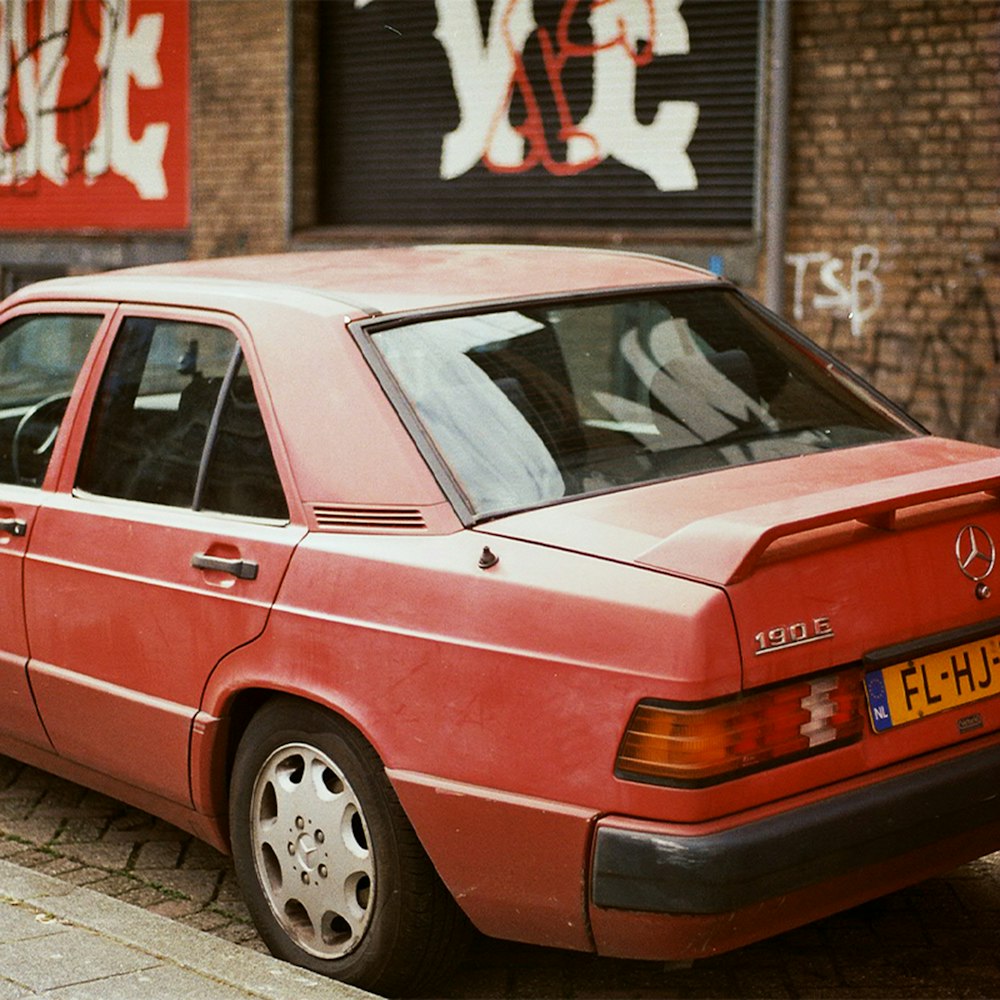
[0,246,997,963]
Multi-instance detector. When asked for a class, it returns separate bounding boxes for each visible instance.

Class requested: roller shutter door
[316,0,760,230]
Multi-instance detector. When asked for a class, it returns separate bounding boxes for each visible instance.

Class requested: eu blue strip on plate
[864,670,893,732]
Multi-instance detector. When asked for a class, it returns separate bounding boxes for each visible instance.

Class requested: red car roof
[9,245,716,317]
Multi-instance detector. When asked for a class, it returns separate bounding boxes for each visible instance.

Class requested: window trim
[192,345,243,512]
[66,306,293,525]
[0,302,115,493]
[350,284,925,525]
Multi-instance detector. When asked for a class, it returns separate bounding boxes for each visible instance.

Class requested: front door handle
[0,517,27,537]
[192,552,259,580]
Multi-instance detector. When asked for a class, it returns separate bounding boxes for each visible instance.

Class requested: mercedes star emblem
[955,524,996,582]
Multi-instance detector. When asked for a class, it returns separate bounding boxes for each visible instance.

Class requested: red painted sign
[0,0,188,231]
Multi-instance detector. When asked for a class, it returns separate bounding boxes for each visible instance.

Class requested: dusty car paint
[0,246,997,990]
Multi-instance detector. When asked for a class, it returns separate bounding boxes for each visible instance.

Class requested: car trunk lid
[477,437,1000,691]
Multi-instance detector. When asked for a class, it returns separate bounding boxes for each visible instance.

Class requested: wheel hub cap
[250,742,375,959]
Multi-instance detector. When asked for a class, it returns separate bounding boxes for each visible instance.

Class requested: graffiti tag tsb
[0,0,168,199]
[431,0,699,190]
[786,245,884,337]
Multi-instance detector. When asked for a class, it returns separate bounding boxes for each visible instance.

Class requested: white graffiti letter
[434,0,535,179]
[813,256,851,316]
[0,0,72,185]
[785,251,830,322]
[86,0,169,199]
[849,244,883,337]
[569,0,698,191]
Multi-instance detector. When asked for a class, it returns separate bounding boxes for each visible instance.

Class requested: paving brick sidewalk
[0,759,261,952]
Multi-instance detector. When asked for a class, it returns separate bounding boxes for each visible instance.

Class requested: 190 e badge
[754,617,834,656]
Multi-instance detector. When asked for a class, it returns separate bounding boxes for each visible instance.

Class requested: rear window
[371,288,917,517]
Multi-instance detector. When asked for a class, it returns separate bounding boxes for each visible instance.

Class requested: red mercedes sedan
[0,246,997,995]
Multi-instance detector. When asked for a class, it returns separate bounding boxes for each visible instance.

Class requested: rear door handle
[0,517,27,537]
[191,552,259,580]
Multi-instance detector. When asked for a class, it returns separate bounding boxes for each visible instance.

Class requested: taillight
[616,669,864,787]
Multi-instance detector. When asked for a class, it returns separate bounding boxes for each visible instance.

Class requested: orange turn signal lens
[616,670,864,786]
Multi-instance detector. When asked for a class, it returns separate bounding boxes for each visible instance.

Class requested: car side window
[199,354,289,519]
[76,317,288,520]
[0,313,103,487]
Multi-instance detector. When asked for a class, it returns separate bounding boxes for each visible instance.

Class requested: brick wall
[189,1,289,259]
[783,0,1000,445]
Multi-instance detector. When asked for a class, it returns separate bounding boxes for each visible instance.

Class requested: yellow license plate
[864,633,1000,732]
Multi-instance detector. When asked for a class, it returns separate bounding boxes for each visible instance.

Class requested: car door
[24,308,306,805]
[0,306,107,749]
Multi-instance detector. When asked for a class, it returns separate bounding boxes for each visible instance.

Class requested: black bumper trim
[593,741,1000,914]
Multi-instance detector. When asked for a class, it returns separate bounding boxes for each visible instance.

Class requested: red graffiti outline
[482,0,656,177]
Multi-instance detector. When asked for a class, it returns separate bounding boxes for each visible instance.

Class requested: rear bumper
[593,740,1000,917]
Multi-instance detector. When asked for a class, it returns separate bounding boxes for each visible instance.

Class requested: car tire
[229,697,469,996]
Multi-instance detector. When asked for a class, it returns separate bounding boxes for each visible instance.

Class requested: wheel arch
[198,684,596,955]
[202,686,386,847]
[221,688,472,993]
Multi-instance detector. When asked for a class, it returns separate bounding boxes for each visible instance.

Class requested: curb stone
[0,858,377,1000]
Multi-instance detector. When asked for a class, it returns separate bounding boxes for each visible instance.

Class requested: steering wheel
[12,393,72,486]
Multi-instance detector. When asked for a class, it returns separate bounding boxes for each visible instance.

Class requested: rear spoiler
[637,458,1000,585]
